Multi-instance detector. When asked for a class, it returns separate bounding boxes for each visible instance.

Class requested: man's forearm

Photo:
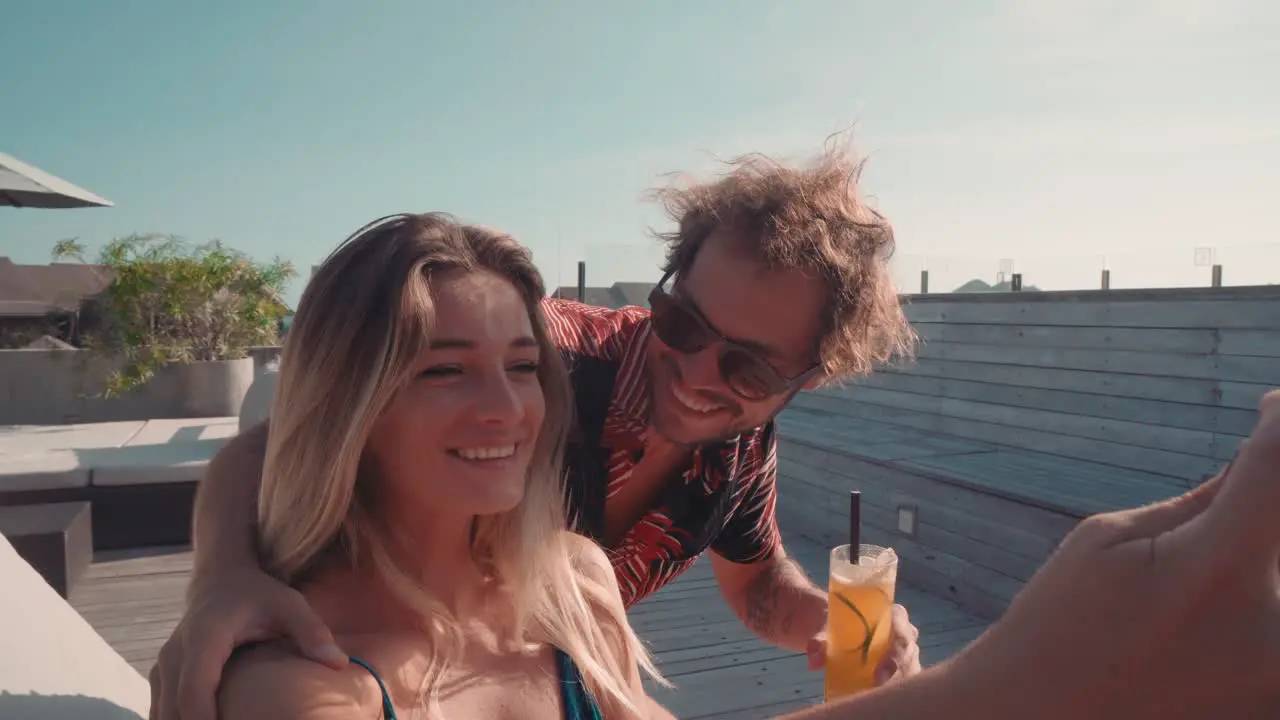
[190,420,270,588]
[777,650,1079,720]
[731,552,827,652]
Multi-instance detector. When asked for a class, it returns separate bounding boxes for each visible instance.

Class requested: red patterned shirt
[541,297,782,608]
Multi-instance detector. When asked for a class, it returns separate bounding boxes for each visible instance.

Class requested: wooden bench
[776,285,1280,619]
[0,501,93,598]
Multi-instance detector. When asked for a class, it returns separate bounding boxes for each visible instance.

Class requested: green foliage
[53,234,296,397]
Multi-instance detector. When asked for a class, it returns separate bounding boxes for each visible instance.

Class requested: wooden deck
[68,533,989,718]
[773,288,1280,621]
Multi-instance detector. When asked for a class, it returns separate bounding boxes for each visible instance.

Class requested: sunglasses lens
[652,297,709,354]
[650,288,790,401]
[720,349,778,401]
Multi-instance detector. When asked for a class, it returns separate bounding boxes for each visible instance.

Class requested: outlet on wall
[897,504,918,538]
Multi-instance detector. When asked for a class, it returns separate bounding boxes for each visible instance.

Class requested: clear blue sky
[3,0,1277,303]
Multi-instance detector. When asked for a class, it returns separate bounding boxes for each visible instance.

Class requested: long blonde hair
[257,213,664,717]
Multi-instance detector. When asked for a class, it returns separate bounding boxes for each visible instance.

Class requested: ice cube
[857,547,895,567]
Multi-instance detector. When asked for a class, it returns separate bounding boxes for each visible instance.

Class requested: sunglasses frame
[647,271,822,401]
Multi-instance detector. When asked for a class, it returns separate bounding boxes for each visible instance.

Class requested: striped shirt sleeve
[540,297,644,362]
[710,422,783,564]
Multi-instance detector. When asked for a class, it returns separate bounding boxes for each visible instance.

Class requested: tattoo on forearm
[742,556,826,641]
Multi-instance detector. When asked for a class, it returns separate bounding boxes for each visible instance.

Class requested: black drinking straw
[849,490,861,552]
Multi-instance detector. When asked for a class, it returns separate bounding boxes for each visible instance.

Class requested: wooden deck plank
[781,416,1181,521]
[915,322,1220,355]
[902,293,1280,330]
[790,391,1223,482]
[822,384,1236,459]
[901,450,1183,512]
[68,545,191,676]
[846,369,1261,437]
[66,534,989,717]
[777,413,996,462]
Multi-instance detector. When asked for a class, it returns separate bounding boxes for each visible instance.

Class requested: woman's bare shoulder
[218,642,381,720]
[561,531,632,619]
[562,531,614,582]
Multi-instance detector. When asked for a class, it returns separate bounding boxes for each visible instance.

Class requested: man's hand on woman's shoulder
[149,569,346,720]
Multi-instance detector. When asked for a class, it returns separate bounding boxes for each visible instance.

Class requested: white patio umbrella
[0,152,113,209]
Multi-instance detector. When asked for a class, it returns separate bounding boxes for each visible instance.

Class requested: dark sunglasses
[647,272,821,401]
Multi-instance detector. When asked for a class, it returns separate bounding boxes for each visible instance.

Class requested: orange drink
[824,543,898,701]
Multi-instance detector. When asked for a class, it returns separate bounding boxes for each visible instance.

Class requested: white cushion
[125,418,238,446]
[0,532,150,719]
[0,418,241,490]
[0,451,91,493]
[0,422,145,455]
[89,440,222,487]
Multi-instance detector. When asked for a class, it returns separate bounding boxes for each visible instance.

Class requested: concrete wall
[797,283,1280,486]
[246,345,282,372]
[0,350,257,425]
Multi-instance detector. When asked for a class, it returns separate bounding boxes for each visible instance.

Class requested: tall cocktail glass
[824,543,899,701]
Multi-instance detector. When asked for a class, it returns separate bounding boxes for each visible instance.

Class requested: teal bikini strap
[351,649,597,720]
[556,648,603,720]
[349,655,398,720]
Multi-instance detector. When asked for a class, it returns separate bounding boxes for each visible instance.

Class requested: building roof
[0,256,292,319]
[550,281,655,310]
[0,257,110,317]
[610,282,656,308]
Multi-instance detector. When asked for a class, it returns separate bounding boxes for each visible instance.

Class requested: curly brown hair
[647,144,917,384]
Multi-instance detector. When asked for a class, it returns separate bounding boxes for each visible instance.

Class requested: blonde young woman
[216,213,672,719]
